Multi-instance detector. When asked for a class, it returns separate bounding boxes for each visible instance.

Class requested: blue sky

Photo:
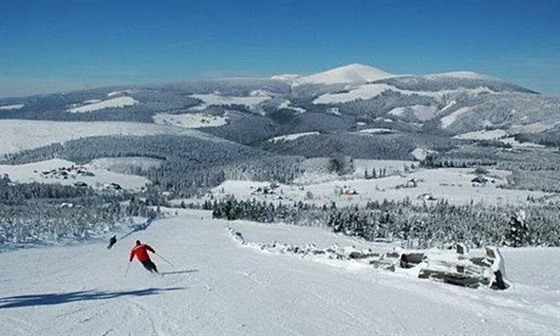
[0,0,559,97]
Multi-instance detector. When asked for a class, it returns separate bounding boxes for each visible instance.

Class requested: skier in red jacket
[129,240,159,273]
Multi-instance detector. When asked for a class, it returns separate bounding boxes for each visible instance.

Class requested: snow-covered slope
[0,210,557,336]
[190,93,271,109]
[293,63,395,86]
[0,120,222,155]
[0,158,149,191]
[424,71,494,80]
[0,104,24,110]
[208,166,548,207]
[67,97,138,113]
[153,113,229,128]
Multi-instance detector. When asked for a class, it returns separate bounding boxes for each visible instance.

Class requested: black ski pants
[141,259,158,273]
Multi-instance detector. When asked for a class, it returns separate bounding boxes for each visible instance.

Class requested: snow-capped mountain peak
[293,63,396,86]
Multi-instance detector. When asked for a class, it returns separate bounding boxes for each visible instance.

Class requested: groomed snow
[67,97,138,113]
[0,120,222,156]
[0,104,24,110]
[153,113,228,128]
[267,132,319,143]
[0,210,557,336]
[0,158,150,191]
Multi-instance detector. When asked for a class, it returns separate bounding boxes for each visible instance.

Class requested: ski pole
[155,253,176,268]
[124,261,131,277]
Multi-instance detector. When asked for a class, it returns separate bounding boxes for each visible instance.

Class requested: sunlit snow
[67,97,138,113]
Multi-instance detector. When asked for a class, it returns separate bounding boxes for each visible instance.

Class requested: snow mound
[226,227,510,289]
[294,63,395,86]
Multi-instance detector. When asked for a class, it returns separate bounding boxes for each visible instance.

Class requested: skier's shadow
[160,269,199,276]
[0,287,185,309]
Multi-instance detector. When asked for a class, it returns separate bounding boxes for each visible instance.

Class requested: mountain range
[1,63,559,168]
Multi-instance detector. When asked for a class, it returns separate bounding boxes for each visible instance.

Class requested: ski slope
[1,210,558,336]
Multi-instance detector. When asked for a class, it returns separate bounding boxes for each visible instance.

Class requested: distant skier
[129,240,159,273]
[107,235,117,249]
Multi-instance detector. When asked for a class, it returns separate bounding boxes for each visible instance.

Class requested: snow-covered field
[440,107,472,129]
[153,113,229,128]
[0,104,24,111]
[388,105,438,121]
[267,132,319,143]
[313,84,494,105]
[67,97,138,113]
[208,166,548,207]
[453,129,508,140]
[358,128,395,134]
[0,158,149,191]
[0,120,221,155]
[1,210,557,336]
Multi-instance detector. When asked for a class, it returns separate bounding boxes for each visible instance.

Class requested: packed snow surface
[67,97,138,113]
[294,63,395,86]
[153,113,228,128]
[0,210,557,336]
[0,120,221,155]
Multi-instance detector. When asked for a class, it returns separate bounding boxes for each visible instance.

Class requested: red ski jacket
[130,244,155,262]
